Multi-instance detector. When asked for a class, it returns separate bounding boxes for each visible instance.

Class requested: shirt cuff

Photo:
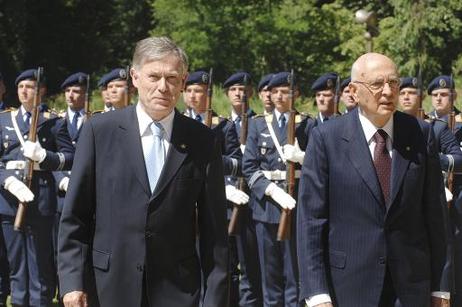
[431,291,450,300]
[305,294,332,307]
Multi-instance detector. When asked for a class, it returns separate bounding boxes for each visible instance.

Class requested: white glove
[4,176,34,202]
[59,177,70,192]
[283,143,305,164]
[225,185,249,205]
[265,182,295,210]
[23,141,46,163]
[445,187,453,202]
[240,144,246,154]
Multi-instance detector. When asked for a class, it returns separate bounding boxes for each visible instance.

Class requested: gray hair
[132,36,189,74]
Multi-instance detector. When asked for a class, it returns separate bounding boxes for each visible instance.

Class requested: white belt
[262,170,301,181]
[6,160,42,171]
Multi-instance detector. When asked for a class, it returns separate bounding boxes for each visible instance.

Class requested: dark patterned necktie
[72,112,80,131]
[24,112,31,128]
[195,114,202,122]
[373,129,391,205]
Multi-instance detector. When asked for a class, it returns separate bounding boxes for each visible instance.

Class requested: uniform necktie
[72,112,80,132]
[235,116,241,137]
[146,122,166,193]
[279,114,286,128]
[195,114,202,123]
[324,116,329,122]
[373,129,391,205]
[24,111,31,128]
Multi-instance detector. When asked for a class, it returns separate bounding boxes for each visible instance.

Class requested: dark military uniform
[243,110,315,307]
[0,107,74,306]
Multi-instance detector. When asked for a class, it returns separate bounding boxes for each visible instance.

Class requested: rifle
[123,65,130,107]
[204,68,214,128]
[83,74,91,121]
[333,75,341,117]
[416,67,425,120]
[447,74,456,208]
[14,67,44,231]
[277,69,296,241]
[228,74,249,235]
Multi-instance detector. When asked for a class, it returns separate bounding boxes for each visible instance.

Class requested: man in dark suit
[297,53,450,307]
[58,36,229,307]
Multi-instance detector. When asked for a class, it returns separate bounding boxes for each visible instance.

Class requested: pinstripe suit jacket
[297,108,449,307]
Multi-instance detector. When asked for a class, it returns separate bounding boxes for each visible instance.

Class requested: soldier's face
[259,87,273,113]
[431,88,452,117]
[227,85,251,109]
[131,54,186,121]
[107,80,128,109]
[101,87,111,107]
[17,80,44,109]
[399,87,420,115]
[65,85,86,111]
[271,86,291,113]
[341,87,356,111]
[183,84,207,113]
[315,90,335,115]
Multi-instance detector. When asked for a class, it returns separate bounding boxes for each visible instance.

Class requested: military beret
[427,75,454,94]
[311,72,338,92]
[267,72,297,90]
[340,77,351,91]
[15,69,45,86]
[223,72,252,88]
[61,72,89,89]
[399,77,418,90]
[257,74,274,92]
[98,68,128,88]
[185,70,209,86]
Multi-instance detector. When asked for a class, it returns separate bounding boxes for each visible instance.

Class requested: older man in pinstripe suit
[297,53,450,307]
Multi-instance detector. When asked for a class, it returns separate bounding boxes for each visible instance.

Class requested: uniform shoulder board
[43,111,53,119]
[252,114,265,119]
[455,114,462,123]
[92,110,104,114]
[212,116,220,126]
[295,114,304,123]
[0,107,16,113]
[264,113,273,123]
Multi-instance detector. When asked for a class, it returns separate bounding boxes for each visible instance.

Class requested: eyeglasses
[354,77,400,92]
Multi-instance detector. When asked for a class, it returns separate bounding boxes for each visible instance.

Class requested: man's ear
[130,68,139,88]
[349,83,359,102]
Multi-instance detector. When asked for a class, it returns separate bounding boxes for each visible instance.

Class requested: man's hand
[225,185,249,205]
[431,297,450,307]
[23,140,47,163]
[63,291,88,307]
[4,176,34,202]
[265,182,296,210]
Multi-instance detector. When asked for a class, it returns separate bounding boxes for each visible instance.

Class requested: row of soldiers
[0,66,459,307]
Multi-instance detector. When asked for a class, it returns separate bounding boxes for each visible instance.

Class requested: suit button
[136,264,144,272]
[379,257,386,265]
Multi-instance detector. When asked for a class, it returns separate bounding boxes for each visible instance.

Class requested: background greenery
[0,0,460,117]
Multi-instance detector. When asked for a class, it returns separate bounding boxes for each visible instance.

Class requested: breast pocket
[258,138,274,157]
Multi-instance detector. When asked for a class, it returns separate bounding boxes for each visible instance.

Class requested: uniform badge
[180,144,187,149]
[439,78,446,88]
[260,147,267,155]
[3,142,8,149]
[412,78,417,87]
[327,78,333,89]
[260,133,270,138]
[5,127,14,131]
[119,69,127,79]
[202,73,209,84]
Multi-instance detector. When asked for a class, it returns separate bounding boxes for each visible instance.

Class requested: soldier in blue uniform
[0,72,9,306]
[0,69,74,306]
[223,72,263,307]
[104,68,133,110]
[258,74,274,115]
[311,72,340,123]
[428,75,460,120]
[97,72,113,113]
[339,76,356,113]
[243,72,316,307]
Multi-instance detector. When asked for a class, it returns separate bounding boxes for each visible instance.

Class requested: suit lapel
[343,109,384,207]
[388,112,411,210]
[119,106,151,196]
[151,111,188,200]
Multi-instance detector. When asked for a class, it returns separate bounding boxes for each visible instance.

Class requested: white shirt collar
[190,109,206,121]
[274,109,288,121]
[67,107,85,119]
[231,109,240,121]
[358,108,394,144]
[136,103,174,142]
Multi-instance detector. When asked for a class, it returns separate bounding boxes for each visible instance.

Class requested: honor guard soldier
[0,72,9,306]
[105,68,133,110]
[223,72,263,306]
[311,72,340,123]
[97,72,113,112]
[340,77,356,113]
[258,74,275,115]
[243,72,316,307]
[0,69,74,306]
[428,75,460,121]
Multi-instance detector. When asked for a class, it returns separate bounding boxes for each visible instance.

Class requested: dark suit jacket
[297,109,448,307]
[58,106,229,307]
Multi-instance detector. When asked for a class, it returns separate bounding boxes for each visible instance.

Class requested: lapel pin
[180,143,187,149]
[406,146,410,151]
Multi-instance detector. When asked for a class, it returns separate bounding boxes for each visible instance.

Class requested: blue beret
[340,77,351,91]
[257,74,274,92]
[399,77,418,90]
[98,68,128,88]
[61,72,89,89]
[311,72,338,92]
[15,69,43,86]
[223,72,252,88]
[427,75,454,95]
[185,70,209,86]
[267,72,297,90]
